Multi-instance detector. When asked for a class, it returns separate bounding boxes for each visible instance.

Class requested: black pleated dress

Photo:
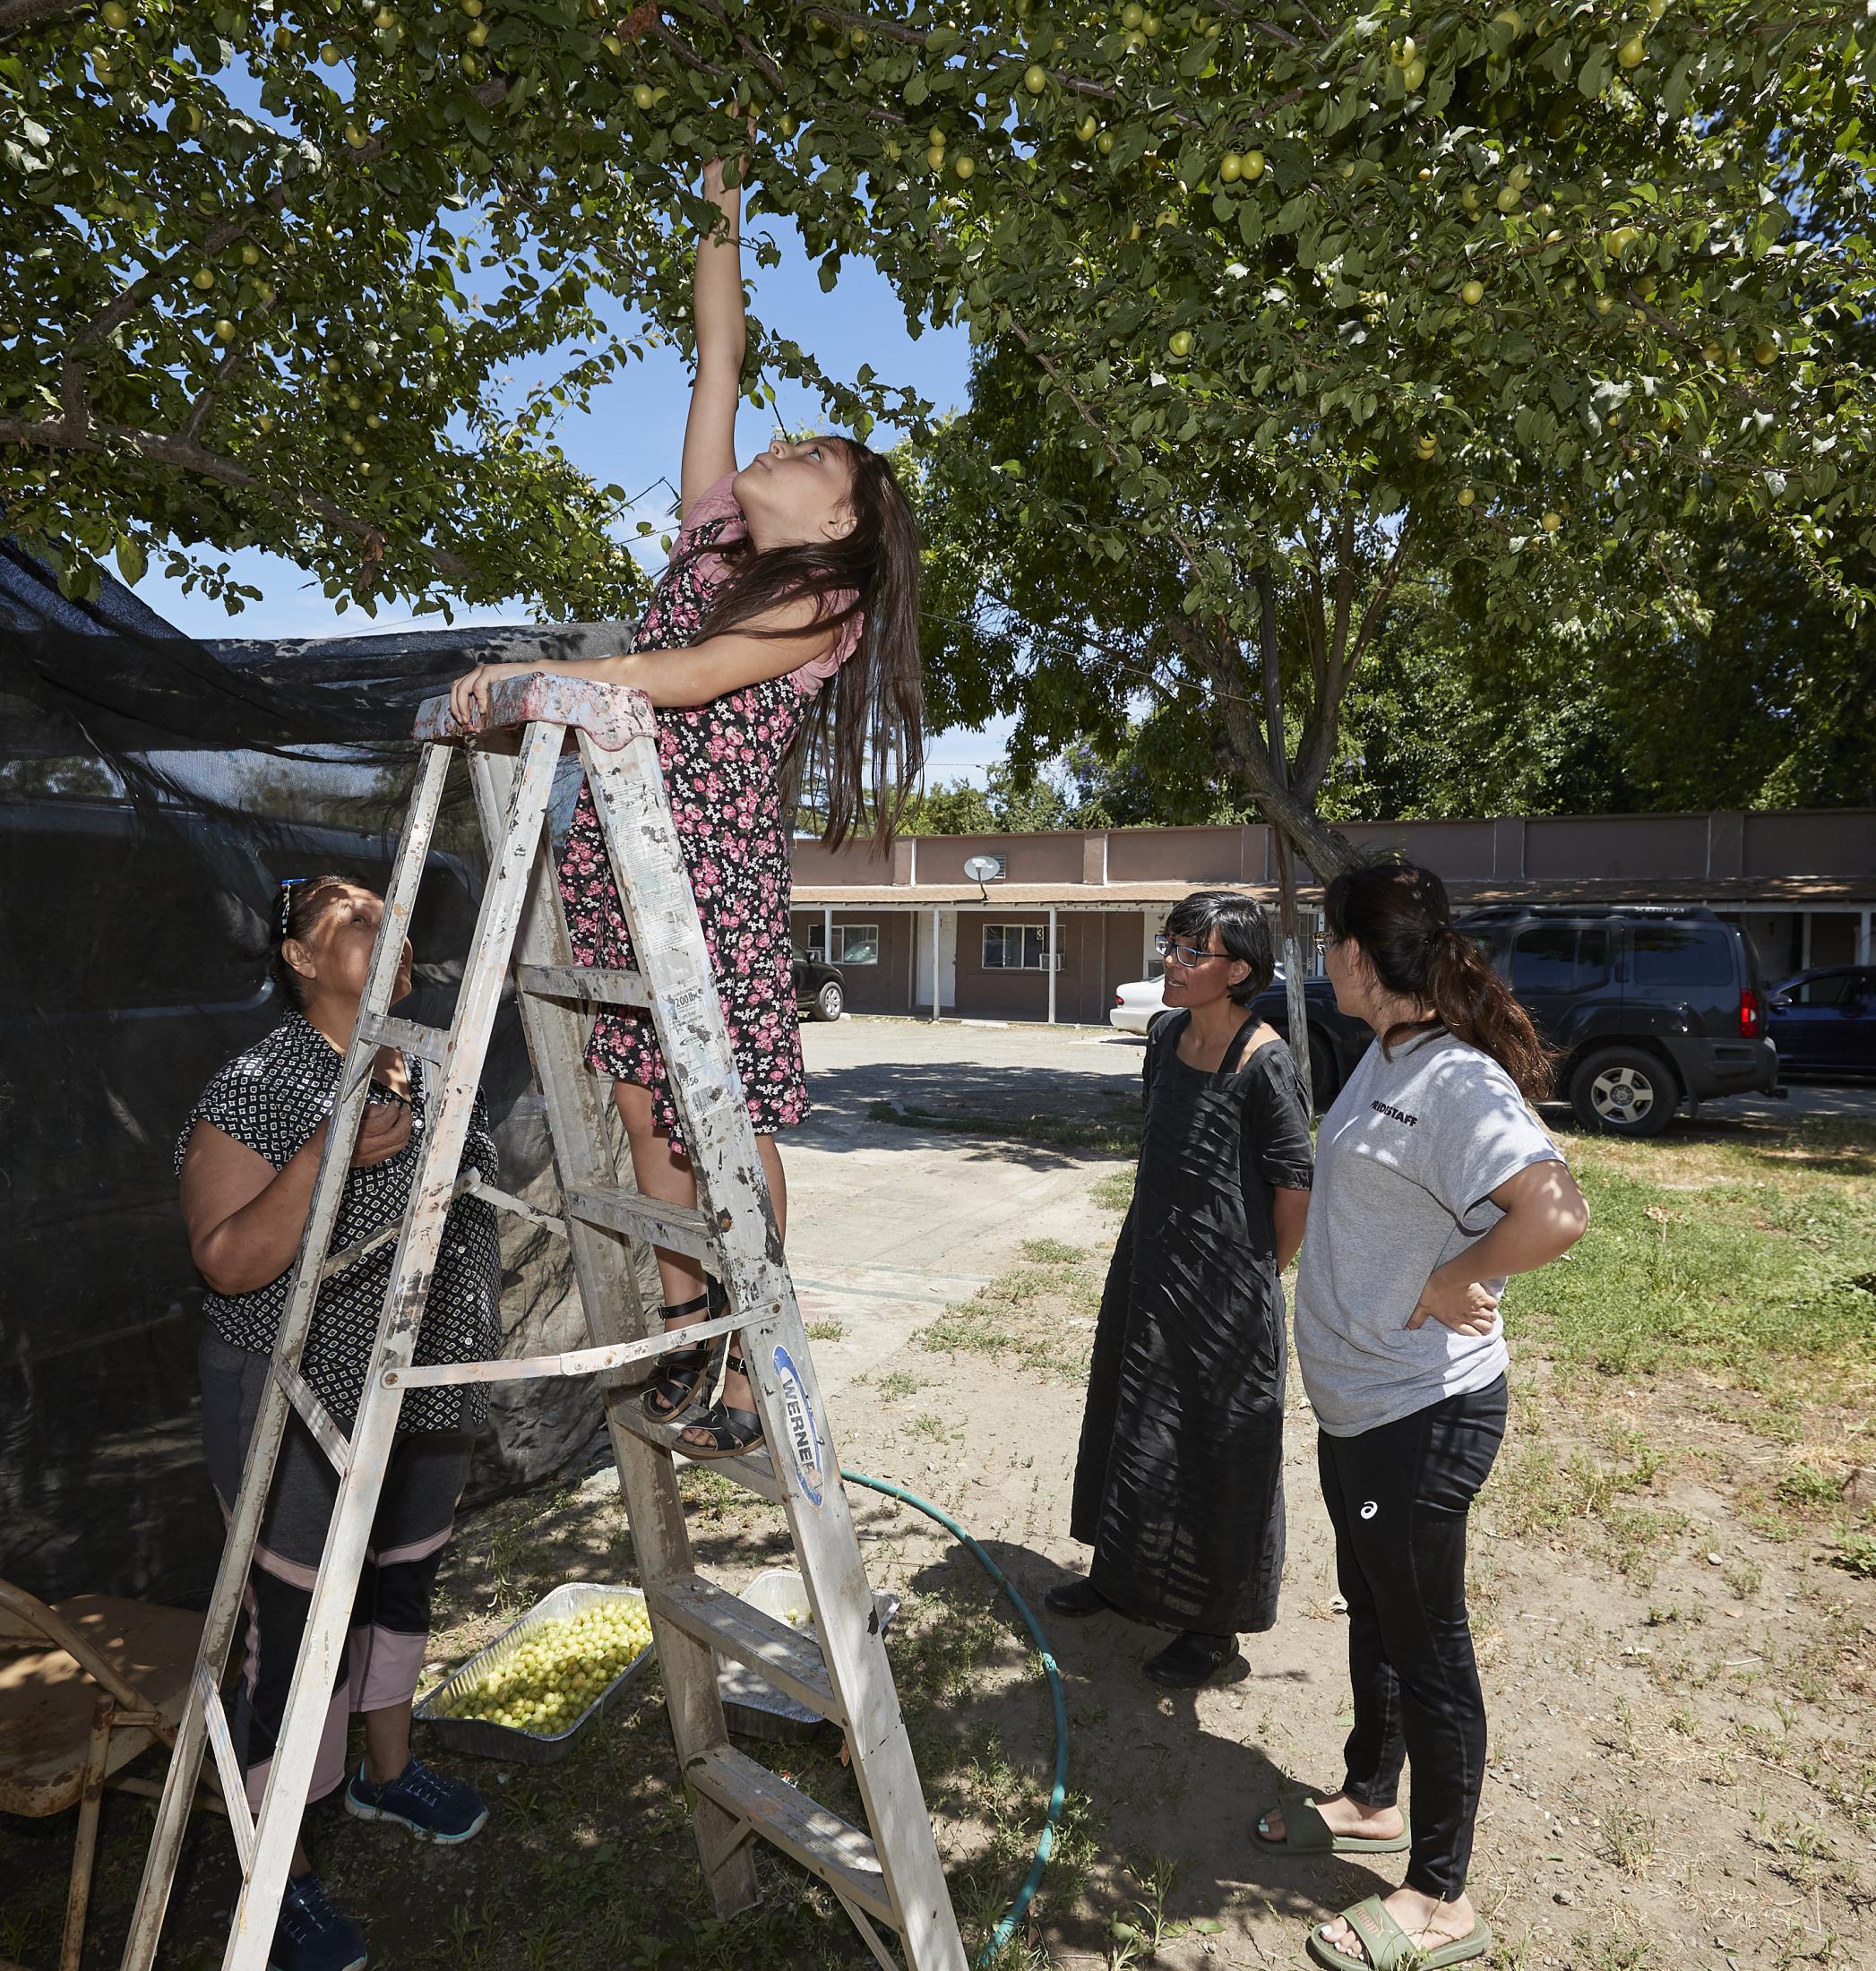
[1070,1011,1315,1637]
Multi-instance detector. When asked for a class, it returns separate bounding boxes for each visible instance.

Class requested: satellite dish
[962,856,1002,882]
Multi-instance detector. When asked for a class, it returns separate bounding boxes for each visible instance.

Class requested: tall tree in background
[5,0,1871,822]
[0,0,923,614]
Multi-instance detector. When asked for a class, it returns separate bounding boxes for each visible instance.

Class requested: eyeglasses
[1154,933,1223,968]
[274,876,308,938]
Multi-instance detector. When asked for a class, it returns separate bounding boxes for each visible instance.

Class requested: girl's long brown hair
[1324,857,1557,1102]
[688,438,924,852]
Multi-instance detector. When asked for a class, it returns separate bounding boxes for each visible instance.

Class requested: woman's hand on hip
[1407,1263,1501,1336]
[351,1097,412,1168]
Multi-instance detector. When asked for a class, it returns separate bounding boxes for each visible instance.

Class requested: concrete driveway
[780,1017,1144,1385]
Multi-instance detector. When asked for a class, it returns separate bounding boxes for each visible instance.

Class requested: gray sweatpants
[199,1330,472,1808]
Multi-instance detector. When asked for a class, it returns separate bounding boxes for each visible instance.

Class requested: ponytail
[1323,858,1557,1103]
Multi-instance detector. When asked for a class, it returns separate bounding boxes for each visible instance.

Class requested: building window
[983,924,1053,970]
[831,925,879,966]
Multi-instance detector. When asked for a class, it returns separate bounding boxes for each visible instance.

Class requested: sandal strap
[660,1289,710,1322]
[683,1399,762,1454]
[1341,1897,1411,1971]
[724,1349,747,1377]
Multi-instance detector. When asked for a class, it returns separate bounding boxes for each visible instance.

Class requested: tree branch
[0,0,77,38]
[178,318,264,446]
[1340,513,1417,684]
[0,416,477,583]
[1328,511,1356,680]
[1010,323,1212,574]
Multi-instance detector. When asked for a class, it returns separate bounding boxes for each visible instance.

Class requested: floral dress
[556,475,857,1151]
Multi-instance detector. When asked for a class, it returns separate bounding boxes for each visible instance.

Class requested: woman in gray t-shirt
[1256,858,1588,1971]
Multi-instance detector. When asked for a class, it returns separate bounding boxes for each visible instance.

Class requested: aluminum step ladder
[122,672,967,1971]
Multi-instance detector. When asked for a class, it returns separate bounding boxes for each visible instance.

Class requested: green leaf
[115,537,146,586]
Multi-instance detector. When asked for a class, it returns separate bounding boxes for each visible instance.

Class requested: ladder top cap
[413,672,658,751]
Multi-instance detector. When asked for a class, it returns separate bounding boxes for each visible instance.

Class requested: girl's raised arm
[681,156,746,517]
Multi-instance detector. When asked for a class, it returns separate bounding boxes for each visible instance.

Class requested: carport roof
[790,875,1876,910]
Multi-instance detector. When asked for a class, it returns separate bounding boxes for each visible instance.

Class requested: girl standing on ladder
[448,151,923,1459]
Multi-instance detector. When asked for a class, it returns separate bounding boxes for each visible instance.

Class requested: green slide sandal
[1304,1897,1492,1971]
[1255,1795,1412,1855]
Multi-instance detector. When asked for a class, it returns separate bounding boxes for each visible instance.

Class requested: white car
[1108,975,1168,1034]
[1108,965,1290,1035]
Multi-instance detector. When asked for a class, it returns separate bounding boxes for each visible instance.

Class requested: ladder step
[516,962,650,1009]
[319,1173,481,1281]
[467,1177,569,1238]
[270,1357,350,1475]
[385,1310,742,1390]
[361,1013,450,1064]
[194,1665,256,1871]
[685,1744,894,1929]
[647,1575,844,1726]
[567,1184,719,1265]
[612,1403,787,1505]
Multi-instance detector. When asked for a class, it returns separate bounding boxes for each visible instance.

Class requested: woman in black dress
[1053,891,1313,1687]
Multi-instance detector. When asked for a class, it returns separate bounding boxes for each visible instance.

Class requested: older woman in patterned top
[176,874,497,1971]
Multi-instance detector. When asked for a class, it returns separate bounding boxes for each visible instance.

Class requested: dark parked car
[1459,904,1781,1137]
[0,796,538,1603]
[1768,967,1876,1074]
[792,951,846,1022]
[1251,973,1371,1113]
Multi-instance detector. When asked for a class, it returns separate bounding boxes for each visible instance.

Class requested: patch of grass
[868,1099,1143,1155]
[1776,1459,1844,1509]
[1831,1530,1876,1579]
[1486,1433,1670,1537]
[1603,1805,1659,1876]
[1090,1168,1136,1215]
[1722,1555,1764,1600]
[1571,1928,1655,1971]
[805,1318,848,1342]
[1020,1237,1088,1263]
[875,1367,924,1401]
[1514,1122,1876,1411]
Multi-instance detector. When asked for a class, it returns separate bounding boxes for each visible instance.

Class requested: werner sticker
[771,1345,825,1508]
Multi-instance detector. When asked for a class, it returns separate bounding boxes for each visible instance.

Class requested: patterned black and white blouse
[175,1011,502,1433]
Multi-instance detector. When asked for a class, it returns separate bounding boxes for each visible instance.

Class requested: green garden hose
[840,1469,1069,1968]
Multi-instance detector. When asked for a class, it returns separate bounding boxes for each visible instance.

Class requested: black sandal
[678,1350,764,1459]
[641,1283,726,1424]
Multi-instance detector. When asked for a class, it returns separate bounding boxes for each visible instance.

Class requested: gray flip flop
[1255,1795,1412,1855]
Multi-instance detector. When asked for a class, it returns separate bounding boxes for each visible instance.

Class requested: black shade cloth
[0,544,639,1605]
[1070,1010,1314,1636]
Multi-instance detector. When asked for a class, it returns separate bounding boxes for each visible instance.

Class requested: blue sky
[135,219,1015,788]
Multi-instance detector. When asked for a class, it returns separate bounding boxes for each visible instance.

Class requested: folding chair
[0,1581,218,1971]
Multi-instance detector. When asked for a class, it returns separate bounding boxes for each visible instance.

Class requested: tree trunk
[1232,717,1360,882]
[1253,565,1316,1111]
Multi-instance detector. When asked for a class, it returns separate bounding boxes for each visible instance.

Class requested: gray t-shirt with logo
[1295,1029,1563,1438]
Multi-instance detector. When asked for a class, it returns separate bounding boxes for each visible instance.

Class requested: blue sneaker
[343,1757,488,1844]
[269,1871,366,1971]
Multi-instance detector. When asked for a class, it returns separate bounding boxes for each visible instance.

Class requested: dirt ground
[4,1021,1872,1971]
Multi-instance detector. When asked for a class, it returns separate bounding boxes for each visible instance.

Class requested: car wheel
[1570,1046,1678,1139]
[813,979,844,1022]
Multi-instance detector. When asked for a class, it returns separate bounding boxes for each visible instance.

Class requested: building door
[915,910,957,1011]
